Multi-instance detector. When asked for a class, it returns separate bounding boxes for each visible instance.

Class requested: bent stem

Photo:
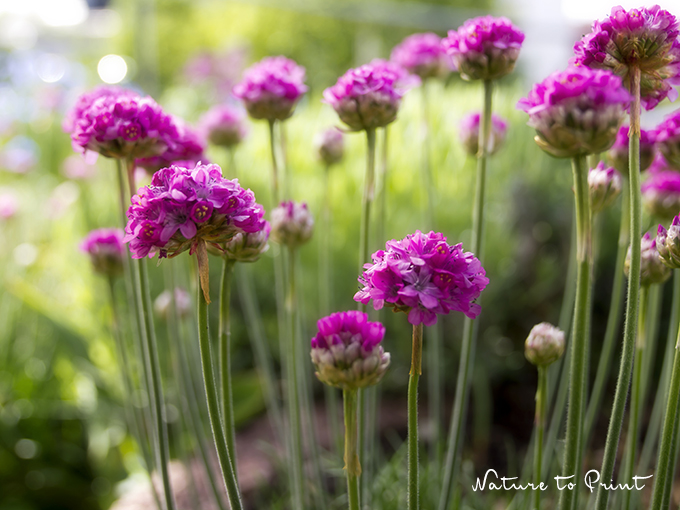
[219,258,238,481]
[438,78,492,510]
[196,264,244,510]
[594,65,642,510]
[344,389,361,510]
[409,323,424,510]
[558,153,592,510]
[533,366,547,510]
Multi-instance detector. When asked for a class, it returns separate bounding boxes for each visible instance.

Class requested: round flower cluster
[442,16,525,81]
[354,230,488,326]
[270,201,314,248]
[124,163,265,259]
[656,216,680,269]
[607,125,656,175]
[136,120,206,173]
[589,161,622,213]
[652,110,680,168]
[572,5,680,110]
[199,104,248,149]
[71,93,179,162]
[642,168,680,220]
[223,221,271,263]
[154,287,192,320]
[625,232,671,286]
[517,66,630,158]
[81,228,125,277]
[314,128,344,167]
[233,56,308,121]
[390,32,451,79]
[63,85,138,134]
[525,322,565,367]
[458,111,508,156]
[310,311,390,390]
[323,62,410,131]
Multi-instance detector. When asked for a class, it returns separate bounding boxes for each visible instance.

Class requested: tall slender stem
[558,154,592,510]
[344,389,361,510]
[409,323,424,510]
[594,65,642,510]
[533,366,547,510]
[438,78,492,510]
[219,258,237,481]
[196,270,244,510]
[268,119,280,205]
[285,247,305,509]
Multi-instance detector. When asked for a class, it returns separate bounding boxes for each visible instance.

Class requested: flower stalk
[344,388,361,510]
[533,366,547,510]
[408,323,424,510]
[219,258,238,480]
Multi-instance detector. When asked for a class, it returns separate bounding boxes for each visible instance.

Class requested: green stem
[268,119,280,205]
[584,182,629,448]
[358,128,377,303]
[594,65,642,510]
[285,247,305,509]
[344,389,361,510]
[196,270,244,510]
[219,258,237,482]
[438,78,492,510]
[533,366,547,510]
[558,154,592,510]
[409,323,424,510]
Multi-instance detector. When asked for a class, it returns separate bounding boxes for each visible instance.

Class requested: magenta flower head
[81,228,125,277]
[525,322,565,367]
[314,128,345,167]
[323,62,410,131]
[270,201,314,248]
[657,216,680,268]
[442,16,525,81]
[625,231,672,286]
[310,311,390,390]
[517,66,630,158]
[652,110,680,168]
[136,120,206,173]
[71,93,179,163]
[607,124,656,174]
[572,5,680,110]
[223,221,271,263]
[459,111,508,156]
[233,56,308,121]
[589,161,623,213]
[154,287,192,320]
[642,168,680,219]
[199,104,248,149]
[390,32,451,79]
[63,85,138,134]
[354,230,488,326]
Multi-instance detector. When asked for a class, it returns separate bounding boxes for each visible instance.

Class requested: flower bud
[80,228,125,277]
[310,311,390,390]
[525,322,565,367]
[224,221,271,263]
[154,287,192,320]
[459,112,508,156]
[625,232,672,287]
[270,201,314,248]
[314,128,344,167]
[656,216,680,269]
[589,162,622,214]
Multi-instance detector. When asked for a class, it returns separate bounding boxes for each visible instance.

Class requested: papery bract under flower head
[223,221,271,263]
[517,66,630,158]
[354,230,488,326]
[71,93,179,163]
[572,5,680,110]
[310,310,390,390]
[81,228,125,277]
[459,111,508,156]
[124,162,265,260]
[442,16,525,81]
[589,161,623,213]
[199,104,248,149]
[233,56,307,121]
[625,231,671,286]
[270,201,314,248]
[642,169,680,219]
[390,32,451,79]
[136,119,206,173]
[323,62,412,131]
[607,124,656,174]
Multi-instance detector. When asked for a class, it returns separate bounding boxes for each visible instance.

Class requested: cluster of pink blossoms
[653,110,680,168]
[642,158,680,220]
[354,230,488,326]
[81,228,125,276]
[390,32,451,79]
[233,56,308,121]
[458,111,508,156]
[62,85,138,134]
[199,104,248,149]
[124,163,265,259]
[136,120,206,172]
